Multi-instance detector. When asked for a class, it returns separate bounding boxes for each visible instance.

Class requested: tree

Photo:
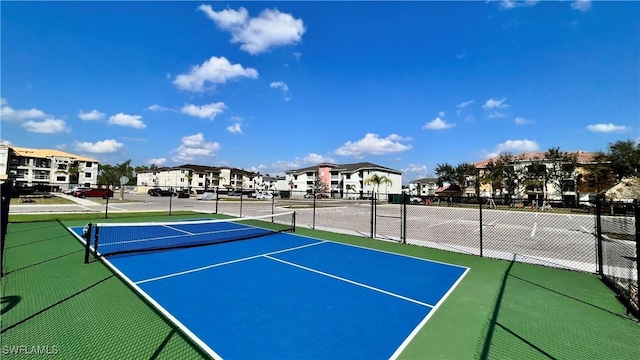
[61,162,81,185]
[544,147,577,203]
[455,163,479,196]
[364,174,393,198]
[584,151,615,193]
[434,163,456,188]
[98,160,134,186]
[607,140,640,180]
[312,180,329,194]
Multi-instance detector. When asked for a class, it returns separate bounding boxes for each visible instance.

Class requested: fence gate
[371,193,406,243]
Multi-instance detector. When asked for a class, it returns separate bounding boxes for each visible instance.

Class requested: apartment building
[136,164,263,193]
[0,145,100,190]
[474,151,613,205]
[408,177,438,196]
[285,162,402,199]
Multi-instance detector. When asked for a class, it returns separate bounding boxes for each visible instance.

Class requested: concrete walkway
[55,193,102,206]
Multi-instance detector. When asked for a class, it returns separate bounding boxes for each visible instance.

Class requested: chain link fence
[5,184,638,317]
[596,198,639,317]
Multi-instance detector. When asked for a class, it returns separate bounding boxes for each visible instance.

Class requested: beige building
[0,145,100,190]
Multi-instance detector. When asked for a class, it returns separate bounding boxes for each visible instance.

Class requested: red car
[73,188,114,198]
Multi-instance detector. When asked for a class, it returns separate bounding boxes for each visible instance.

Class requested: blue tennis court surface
[71,221,468,359]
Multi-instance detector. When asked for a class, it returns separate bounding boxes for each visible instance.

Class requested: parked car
[73,188,114,198]
[410,197,422,204]
[64,187,91,195]
[255,192,273,200]
[148,188,176,196]
[303,193,315,198]
[316,193,329,199]
[177,190,190,198]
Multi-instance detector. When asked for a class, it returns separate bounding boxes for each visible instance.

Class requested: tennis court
[69,213,468,359]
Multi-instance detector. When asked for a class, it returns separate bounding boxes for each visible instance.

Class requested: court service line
[163,225,194,235]
[264,255,435,308]
[134,241,327,285]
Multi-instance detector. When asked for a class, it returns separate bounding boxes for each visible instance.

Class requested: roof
[474,151,598,168]
[605,177,640,201]
[9,146,99,163]
[287,162,402,175]
[409,177,438,184]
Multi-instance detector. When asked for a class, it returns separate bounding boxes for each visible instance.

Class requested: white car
[64,187,91,195]
[255,192,273,200]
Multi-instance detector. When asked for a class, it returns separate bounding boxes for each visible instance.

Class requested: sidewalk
[55,193,102,206]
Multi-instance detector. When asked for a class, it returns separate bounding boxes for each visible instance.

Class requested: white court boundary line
[68,221,471,359]
[390,266,470,360]
[67,227,223,360]
[264,255,435,308]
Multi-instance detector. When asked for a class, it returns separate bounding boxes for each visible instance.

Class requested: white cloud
[270,81,291,101]
[108,113,146,129]
[173,56,258,92]
[482,98,509,110]
[514,116,534,125]
[199,5,306,55]
[499,0,540,10]
[485,139,539,158]
[78,109,105,121]
[422,117,455,130]
[0,139,11,145]
[146,104,172,112]
[22,119,69,134]
[147,158,166,166]
[587,123,628,133]
[180,102,227,120]
[172,133,221,162]
[198,5,248,30]
[293,52,302,61]
[227,123,242,133]
[334,133,412,157]
[483,98,509,118]
[571,0,591,12]
[303,153,336,164]
[456,100,474,109]
[402,164,429,180]
[75,139,124,154]
[0,102,47,122]
[438,111,446,118]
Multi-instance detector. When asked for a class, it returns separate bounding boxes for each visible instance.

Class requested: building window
[85,162,93,168]
[85,173,92,178]
[346,174,351,180]
[57,176,66,181]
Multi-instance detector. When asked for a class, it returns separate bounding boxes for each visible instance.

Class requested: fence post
[635,202,639,295]
[312,192,316,229]
[402,193,407,244]
[595,196,603,275]
[168,190,173,216]
[370,192,375,238]
[239,187,243,218]
[479,195,483,258]
[104,196,109,219]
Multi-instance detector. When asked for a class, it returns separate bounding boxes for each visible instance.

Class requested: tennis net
[82,211,296,259]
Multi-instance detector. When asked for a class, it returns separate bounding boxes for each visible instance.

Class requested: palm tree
[345,184,356,199]
[365,174,393,199]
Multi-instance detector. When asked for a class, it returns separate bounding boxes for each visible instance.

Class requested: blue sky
[1,0,638,183]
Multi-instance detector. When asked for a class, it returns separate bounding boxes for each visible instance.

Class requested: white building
[136,164,263,193]
[0,145,100,190]
[285,162,403,199]
[408,177,438,196]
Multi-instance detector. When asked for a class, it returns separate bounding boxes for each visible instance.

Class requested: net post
[94,225,100,261]
[292,211,296,232]
[83,223,93,264]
